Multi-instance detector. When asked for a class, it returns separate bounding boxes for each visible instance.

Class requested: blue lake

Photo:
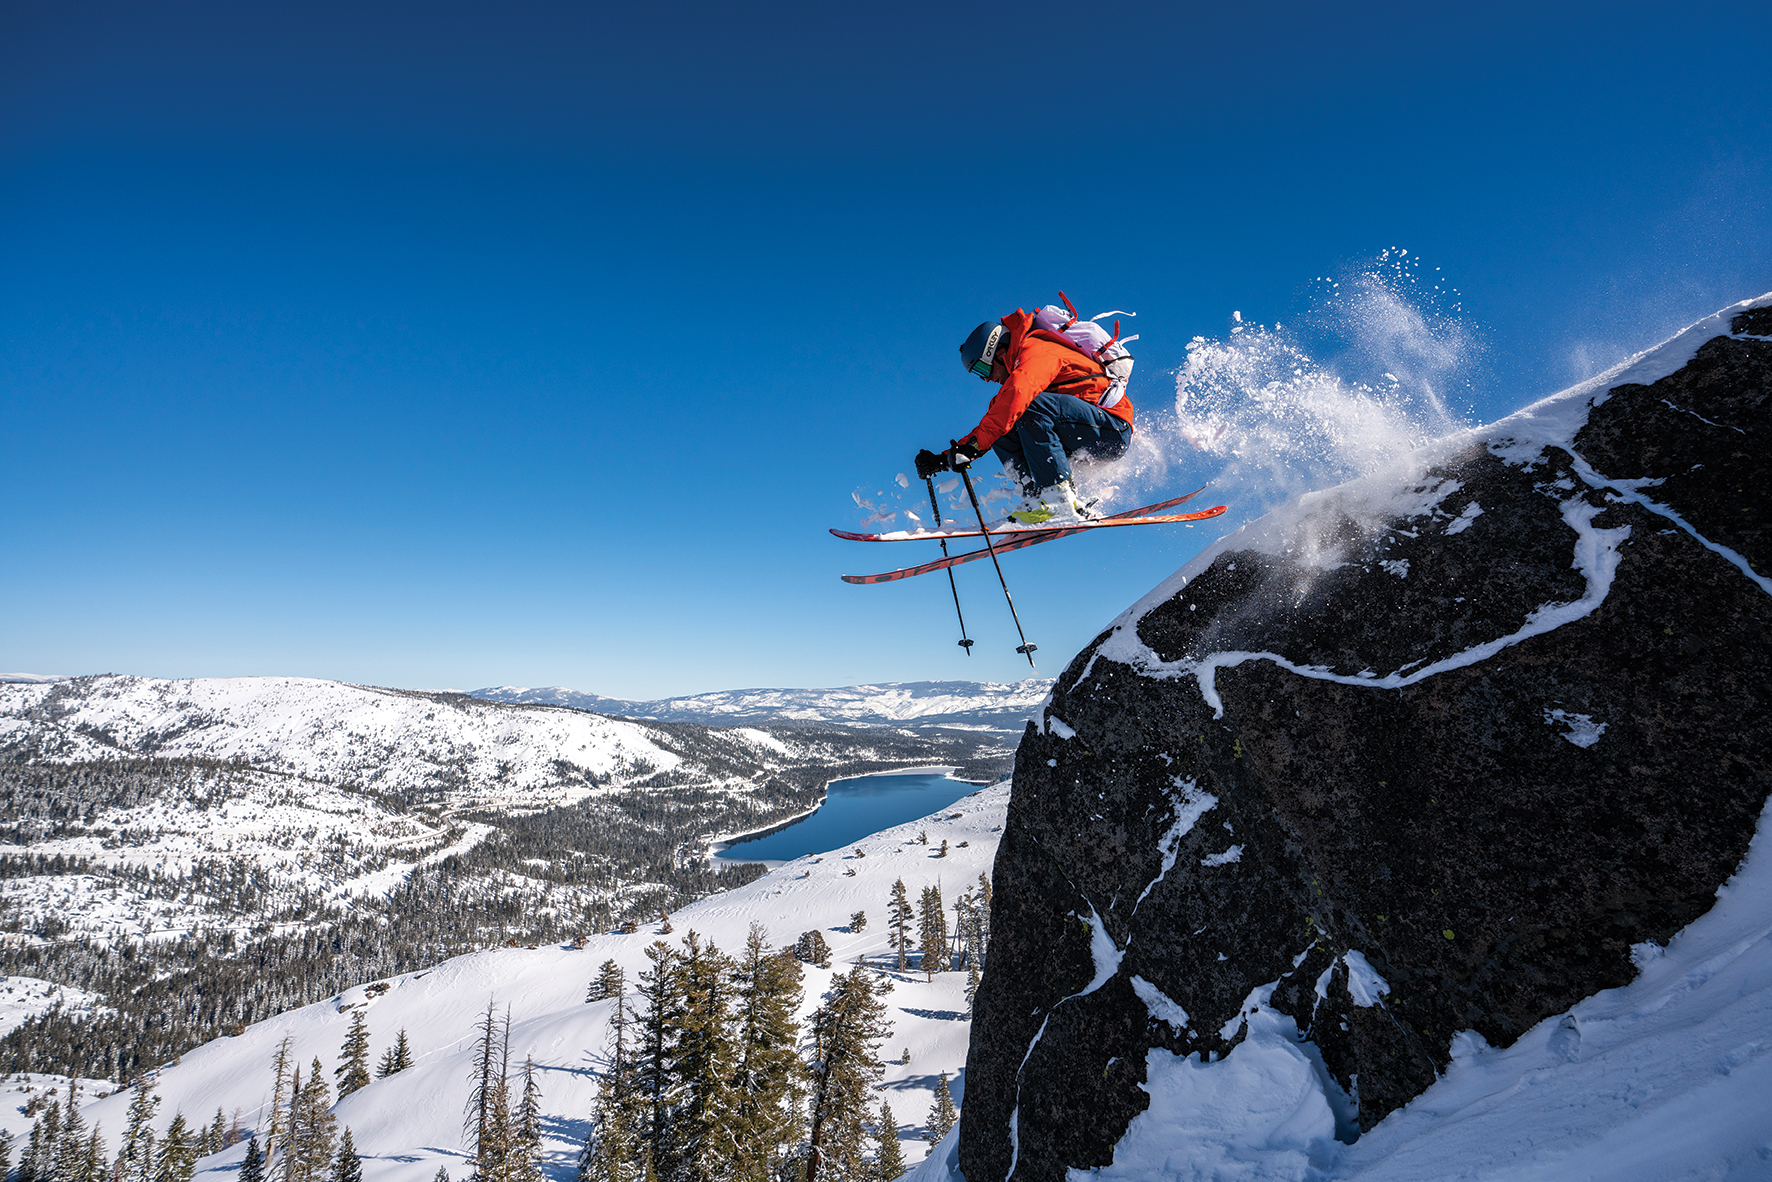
[714,771,979,863]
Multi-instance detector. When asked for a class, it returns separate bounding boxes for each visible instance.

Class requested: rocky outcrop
[959,299,1772,1180]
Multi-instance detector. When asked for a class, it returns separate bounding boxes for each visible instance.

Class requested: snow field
[0,676,699,807]
[0,781,1011,1177]
[0,766,470,950]
[0,977,113,1039]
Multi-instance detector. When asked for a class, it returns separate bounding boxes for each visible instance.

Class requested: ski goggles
[968,324,1006,379]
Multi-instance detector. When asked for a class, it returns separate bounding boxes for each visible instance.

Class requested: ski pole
[952,445,1037,667]
[925,475,975,655]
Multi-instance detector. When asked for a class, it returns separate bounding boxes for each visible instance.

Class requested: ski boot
[1010,480,1092,526]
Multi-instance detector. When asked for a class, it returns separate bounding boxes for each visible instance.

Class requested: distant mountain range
[469,678,1054,732]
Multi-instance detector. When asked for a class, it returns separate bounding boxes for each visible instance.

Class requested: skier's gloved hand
[915,449,950,480]
[945,440,983,469]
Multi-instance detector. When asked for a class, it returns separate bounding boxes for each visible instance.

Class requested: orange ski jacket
[960,309,1135,453]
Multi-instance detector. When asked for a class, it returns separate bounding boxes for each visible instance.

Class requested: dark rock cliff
[958,302,1772,1180]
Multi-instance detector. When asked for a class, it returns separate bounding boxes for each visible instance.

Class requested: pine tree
[153,1114,194,1182]
[17,1113,43,1182]
[875,1102,905,1181]
[432,1169,450,1182]
[336,1012,372,1099]
[279,1065,302,1182]
[512,1058,543,1182]
[84,1124,106,1182]
[729,926,804,1182]
[578,993,640,1182]
[630,942,683,1162]
[793,930,831,968]
[464,1001,504,1182]
[284,1062,337,1182]
[964,964,981,1013]
[491,1014,515,1182]
[917,886,948,980]
[40,1101,64,1182]
[664,932,739,1182]
[121,1076,161,1182]
[974,872,992,965]
[264,1037,294,1181]
[58,1081,93,1182]
[588,960,625,1004]
[208,1109,227,1156]
[888,881,914,974]
[924,1073,957,1145]
[239,1137,265,1182]
[805,967,892,1182]
[0,1129,14,1182]
[377,1030,413,1078]
[327,1130,361,1182]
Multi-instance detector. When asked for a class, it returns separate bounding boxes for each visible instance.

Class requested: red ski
[841,496,1227,585]
[833,505,1226,543]
[831,486,1208,543]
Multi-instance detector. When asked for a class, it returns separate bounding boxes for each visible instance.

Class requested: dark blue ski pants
[991,392,1132,494]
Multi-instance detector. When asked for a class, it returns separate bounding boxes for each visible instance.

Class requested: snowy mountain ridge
[2,674,739,810]
[469,678,1054,733]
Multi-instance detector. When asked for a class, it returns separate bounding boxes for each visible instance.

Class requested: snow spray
[1084,249,1477,523]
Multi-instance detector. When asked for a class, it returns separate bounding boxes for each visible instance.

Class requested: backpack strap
[1056,290,1080,330]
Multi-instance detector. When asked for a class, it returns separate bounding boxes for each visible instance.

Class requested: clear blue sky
[4,0,1769,696]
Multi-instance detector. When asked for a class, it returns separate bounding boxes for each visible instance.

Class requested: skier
[914,307,1134,525]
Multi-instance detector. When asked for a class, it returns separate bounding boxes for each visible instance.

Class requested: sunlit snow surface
[471,678,1054,733]
[0,976,112,1038]
[0,783,1011,1178]
[907,295,1772,1179]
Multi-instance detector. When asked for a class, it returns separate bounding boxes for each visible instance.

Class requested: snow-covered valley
[0,781,1009,1178]
[0,674,1012,1088]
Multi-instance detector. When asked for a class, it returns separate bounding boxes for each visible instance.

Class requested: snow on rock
[957,295,1772,1180]
[0,783,1013,1179]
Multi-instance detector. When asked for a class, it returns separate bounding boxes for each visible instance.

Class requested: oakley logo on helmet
[960,320,1008,380]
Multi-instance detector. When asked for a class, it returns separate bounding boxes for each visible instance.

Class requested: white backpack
[1031,291,1138,409]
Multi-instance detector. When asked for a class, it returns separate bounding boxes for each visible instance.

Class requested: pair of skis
[832,473,1228,666]
[833,486,1225,582]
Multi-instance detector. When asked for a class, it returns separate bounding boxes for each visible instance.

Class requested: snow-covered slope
[911,792,1772,1182]
[470,679,1053,733]
[0,780,1009,1178]
[0,675,732,809]
[1,761,475,949]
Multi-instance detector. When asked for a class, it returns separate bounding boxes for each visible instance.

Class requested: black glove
[915,448,950,480]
